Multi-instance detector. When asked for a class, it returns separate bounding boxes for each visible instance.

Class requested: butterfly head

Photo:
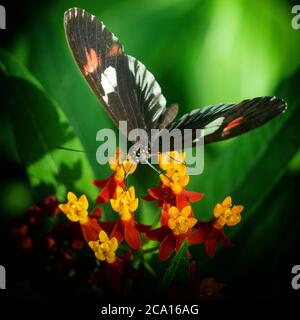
[128,142,150,164]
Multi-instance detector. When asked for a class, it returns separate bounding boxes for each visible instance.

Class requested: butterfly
[64,8,287,166]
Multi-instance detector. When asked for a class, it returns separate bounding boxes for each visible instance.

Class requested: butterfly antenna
[145,159,161,175]
[124,161,135,181]
[144,159,173,182]
[57,146,94,154]
[121,162,130,192]
[167,153,191,168]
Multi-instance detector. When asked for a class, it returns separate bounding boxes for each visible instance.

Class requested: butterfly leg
[121,162,129,191]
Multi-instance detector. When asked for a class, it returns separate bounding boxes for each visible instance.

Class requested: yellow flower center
[159,151,186,171]
[213,196,244,229]
[109,147,137,181]
[160,168,189,194]
[110,186,139,221]
[89,231,118,264]
[158,151,189,194]
[168,206,197,236]
[58,192,89,223]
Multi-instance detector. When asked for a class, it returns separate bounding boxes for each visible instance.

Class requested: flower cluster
[144,151,205,260]
[54,148,244,293]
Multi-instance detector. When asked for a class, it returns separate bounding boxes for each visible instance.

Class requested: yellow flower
[168,206,197,235]
[88,231,118,264]
[109,147,137,181]
[58,192,89,223]
[159,151,189,194]
[159,151,186,172]
[110,186,139,221]
[160,166,189,194]
[213,196,244,229]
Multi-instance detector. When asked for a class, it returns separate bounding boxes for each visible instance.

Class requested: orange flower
[110,186,139,221]
[146,205,198,261]
[159,151,189,194]
[213,196,243,229]
[94,147,137,204]
[188,197,244,257]
[58,192,101,242]
[109,147,137,182]
[59,192,88,223]
[109,186,142,250]
[168,206,197,236]
[89,231,118,264]
[159,151,186,172]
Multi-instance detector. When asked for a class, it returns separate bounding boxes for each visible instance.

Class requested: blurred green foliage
[1,0,300,299]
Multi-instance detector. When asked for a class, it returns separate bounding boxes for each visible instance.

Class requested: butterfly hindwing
[64,8,167,134]
[167,96,287,145]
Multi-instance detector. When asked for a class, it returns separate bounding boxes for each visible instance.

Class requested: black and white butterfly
[64,8,287,164]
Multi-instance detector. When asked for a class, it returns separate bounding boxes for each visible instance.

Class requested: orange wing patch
[83,48,101,75]
[223,116,244,135]
[107,44,123,57]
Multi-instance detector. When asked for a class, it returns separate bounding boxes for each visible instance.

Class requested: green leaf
[158,241,189,292]
[0,49,97,202]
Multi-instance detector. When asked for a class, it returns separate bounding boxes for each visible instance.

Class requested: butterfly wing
[167,96,287,145]
[64,8,168,134]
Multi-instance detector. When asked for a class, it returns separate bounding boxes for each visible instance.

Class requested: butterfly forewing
[64,8,167,134]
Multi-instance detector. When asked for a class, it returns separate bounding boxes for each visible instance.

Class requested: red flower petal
[161,203,171,226]
[121,251,131,260]
[95,175,124,204]
[145,226,170,242]
[142,194,156,202]
[111,219,124,243]
[43,195,60,217]
[136,223,152,233]
[176,192,190,211]
[175,234,189,251]
[80,217,101,242]
[71,239,84,250]
[26,205,43,225]
[93,177,109,188]
[100,221,116,233]
[147,185,166,200]
[44,235,56,253]
[144,185,175,208]
[106,260,122,294]
[205,233,219,258]
[220,229,234,248]
[17,235,33,253]
[10,223,28,238]
[188,222,213,245]
[185,191,204,203]
[159,233,175,261]
[124,220,142,250]
[90,207,102,219]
